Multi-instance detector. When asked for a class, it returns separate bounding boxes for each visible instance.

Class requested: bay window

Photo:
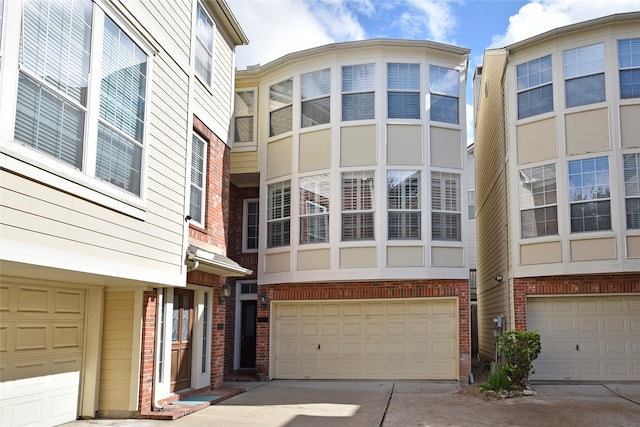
[568,156,611,232]
[388,63,420,119]
[624,153,640,229]
[387,170,421,239]
[299,174,330,244]
[519,164,558,238]
[269,78,292,136]
[430,65,459,124]
[516,55,553,119]
[431,172,461,241]
[267,180,291,247]
[342,64,374,121]
[618,38,640,99]
[301,68,330,128]
[234,90,255,143]
[564,43,605,108]
[342,171,375,240]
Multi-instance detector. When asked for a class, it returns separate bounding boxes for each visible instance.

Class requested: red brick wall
[256,279,471,380]
[139,290,157,414]
[513,273,640,330]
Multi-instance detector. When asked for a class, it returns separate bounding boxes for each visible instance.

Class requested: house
[225,39,472,382]
[474,12,640,381]
[0,0,248,424]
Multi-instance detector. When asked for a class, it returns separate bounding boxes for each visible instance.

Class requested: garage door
[528,295,640,381]
[273,298,458,380]
[0,283,86,426]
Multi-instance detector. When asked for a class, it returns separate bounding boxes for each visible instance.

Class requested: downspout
[500,51,512,333]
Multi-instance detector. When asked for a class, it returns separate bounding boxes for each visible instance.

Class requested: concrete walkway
[61,380,640,427]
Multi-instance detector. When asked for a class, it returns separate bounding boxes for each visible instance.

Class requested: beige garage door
[0,282,86,426]
[273,298,458,380]
[528,295,640,381]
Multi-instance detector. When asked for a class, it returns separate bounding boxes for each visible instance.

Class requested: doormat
[170,395,221,405]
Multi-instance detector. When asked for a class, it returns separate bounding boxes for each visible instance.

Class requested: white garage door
[0,283,86,427]
[273,298,458,380]
[528,295,640,381]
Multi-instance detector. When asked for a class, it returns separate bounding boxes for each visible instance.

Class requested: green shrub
[497,331,542,386]
[479,369,510,391]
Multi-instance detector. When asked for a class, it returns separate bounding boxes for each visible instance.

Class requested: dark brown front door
[240,300,257,368]
[171,289,193,392]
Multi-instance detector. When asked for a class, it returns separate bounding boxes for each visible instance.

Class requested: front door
[171,289,193,391]
[240,300,257,368]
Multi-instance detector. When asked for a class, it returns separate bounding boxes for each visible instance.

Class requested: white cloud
[406,0,459,43]
[490,0,640,48]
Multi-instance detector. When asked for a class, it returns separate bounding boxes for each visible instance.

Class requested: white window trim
[431,171,462,241]
[194,0,215,90]
[341,63,375,122]
[269,77,293,138]
[233,88,257,150]
[387,170,422,240]
[243,198,259,253]
[189,133,207,227]
[387,62,421,120]
[567,156,612,234]
[518,163,558,239]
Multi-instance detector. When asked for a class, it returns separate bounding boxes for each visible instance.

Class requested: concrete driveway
[62,380,640,427]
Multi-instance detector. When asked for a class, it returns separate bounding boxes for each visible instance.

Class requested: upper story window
[388,63,420,119]
[301,68,330,128]
[299,174,330,244]
[342,64,374,121]
[618,38,640,99]
[519,164,558,238]
[269,78,292,137]
[234,90,255,143]
[342,171,375,241]
[429,65,459,124]
[15,0,148,197]
[243,199,259,252]
[387,170,421,240]
[189,133,206,225]
[568,156,611,233]
[195,2,214,86]
[468,190,475,220]
[431,172,461,241]
[564,43,605,108]
[623,153,640,229]
[516,55,553,119]
[267,180,291,248]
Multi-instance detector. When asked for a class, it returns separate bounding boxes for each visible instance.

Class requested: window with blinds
[267,180,291,247]
[388,63,420,119]
[564,43,605,108]
[429,65,459,124]
[342,171,375,241]
[269,78,293,137]
[189,134,207,225]
[517,55,553,119]
[14,0,149,197]
[519,164,558,238]
[387,170,421,239]
[342,64,374,121]
[234,90,255,142]
[195,2,214,86]
[243,199,259,252]
[431,172,461,241]
[301,68,330,128]
[299,174,330,244]
[618,38,640,99]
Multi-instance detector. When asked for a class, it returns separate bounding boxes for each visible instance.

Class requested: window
[468,190,475,219]
[201,292,209,373]
[243,199,259,251]
[342,171,374,241]
[516,55,553,119]
[195,2,214,86]
[564,43,605,108]
[269,78,292,136]
[387,170,421,239]
[189,134,206,224]
[568,156,611,233]
[267,180,291,247]
[299,174,330,244]
[430,65,459,124]
[388,63,420,119]
[624,153,640,229]
[519,164,557,238]
[234,90,255,143]
[15,0,149,197]
[342,64,374,121]
[431,172,461,241]
[301,68,330,127]
[618,38,640,99]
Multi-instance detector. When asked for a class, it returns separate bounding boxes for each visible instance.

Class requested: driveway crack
[603,384,640,405]
[378,382,395,427]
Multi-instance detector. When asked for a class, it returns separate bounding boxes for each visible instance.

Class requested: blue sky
[227,0,640,144]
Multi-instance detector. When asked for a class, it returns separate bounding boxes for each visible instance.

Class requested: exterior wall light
[260,291,268,310]
[220,283,231,304]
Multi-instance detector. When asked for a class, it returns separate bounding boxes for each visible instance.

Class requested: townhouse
[474,12,640,381]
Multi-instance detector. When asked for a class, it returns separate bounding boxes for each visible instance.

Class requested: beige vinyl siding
[477,285,506,360]
[137,0,191,60]
[231,151,259,174]
[99,290,135,411]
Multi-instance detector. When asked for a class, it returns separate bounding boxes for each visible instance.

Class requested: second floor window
[301,69,330,128]
[564,43,605,108]
[299,174,330,244]
[269,78,292,136]
[387,170,421,239]
[388,63,420,119]
[519,164,558,238]
[431,172,461,241]
[189,134,207,225]
[342,171,375,240]
[267,180,291,247]
[517,55,553,119]
[342,64,374,121]
[243,199,259,251]
[234,90,255,143]
[618,38,640,99]
[195,2,214,86]
[568,156,611,233]
[430,65,459,124]
[624,153,640,229]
